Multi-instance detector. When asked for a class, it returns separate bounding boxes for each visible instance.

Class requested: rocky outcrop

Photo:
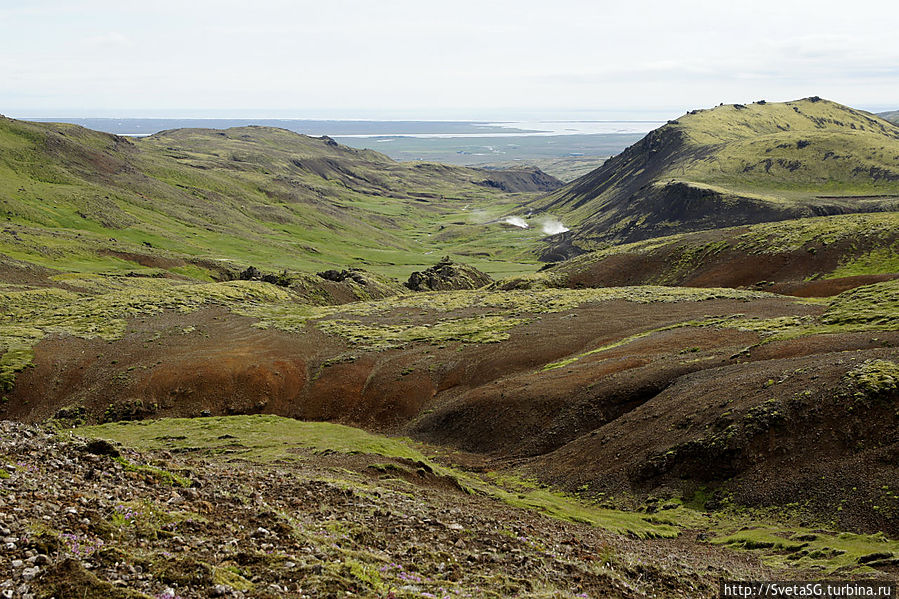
[405,257,493,291]
[317,268,369,285]
[474,167,563,192]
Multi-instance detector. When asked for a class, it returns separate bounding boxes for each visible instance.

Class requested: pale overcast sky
[1,0,897,119]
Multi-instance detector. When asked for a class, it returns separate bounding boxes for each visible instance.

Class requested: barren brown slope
[522,341,899,535]
[3,279,898,535]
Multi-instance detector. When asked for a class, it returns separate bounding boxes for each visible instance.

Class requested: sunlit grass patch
[712,527,899,573]
[76,415,428,464]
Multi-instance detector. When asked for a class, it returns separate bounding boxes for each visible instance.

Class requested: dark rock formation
[239,266,291,286]
[405,257,493,291]
[317,268,369,285]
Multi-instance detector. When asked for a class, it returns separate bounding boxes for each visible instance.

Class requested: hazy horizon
[5,99,896,123]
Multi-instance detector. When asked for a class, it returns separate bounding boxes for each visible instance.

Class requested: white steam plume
[541,218,570,235]
[502,216,529,229]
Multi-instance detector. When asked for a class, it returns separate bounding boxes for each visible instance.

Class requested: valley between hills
[1,97,899,598]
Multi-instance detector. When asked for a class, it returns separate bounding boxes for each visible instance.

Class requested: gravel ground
[0,420,769,599]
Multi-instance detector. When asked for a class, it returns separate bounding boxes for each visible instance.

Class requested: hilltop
[879,110,899,125]
[531,98,899,256]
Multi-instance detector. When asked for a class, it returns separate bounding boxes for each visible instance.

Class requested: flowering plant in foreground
[112,503,140,525]
[60,532,104,557]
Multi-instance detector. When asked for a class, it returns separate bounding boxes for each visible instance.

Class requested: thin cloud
[84,32,133,48]
[1,0,897,116]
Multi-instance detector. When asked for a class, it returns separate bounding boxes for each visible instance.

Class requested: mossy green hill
[0,117,560,280]
[533,98,899,256]
[879,110,899,126]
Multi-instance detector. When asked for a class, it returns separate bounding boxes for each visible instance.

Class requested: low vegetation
[76,415,679,539]
[74,415,899,575]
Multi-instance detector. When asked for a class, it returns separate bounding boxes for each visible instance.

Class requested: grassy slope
[0,117,559,279]
[533,98,899,248]
[670,99,899,195]
[879,110,899,125]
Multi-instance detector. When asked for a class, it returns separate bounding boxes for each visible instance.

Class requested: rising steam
[502,216,529,229]
[541,218,570,235]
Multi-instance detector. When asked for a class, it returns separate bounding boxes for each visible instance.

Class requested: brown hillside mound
[524,342,899,534]
[524,215,899,297]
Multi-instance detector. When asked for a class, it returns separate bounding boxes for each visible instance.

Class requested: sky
[1,0,897,120]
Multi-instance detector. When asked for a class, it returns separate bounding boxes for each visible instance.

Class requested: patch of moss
[711,527,899,573]
[844,359,899,399]
[822,279,899,329]
[344,558,386,592]
[317,315,529,350]
[826,245,899,279]
[213,565,254,591]
[77,415,429,464]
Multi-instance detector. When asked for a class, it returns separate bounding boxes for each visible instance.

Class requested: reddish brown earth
[5,288,897,533]
[3,297,812,428]
[0,254,70,288]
